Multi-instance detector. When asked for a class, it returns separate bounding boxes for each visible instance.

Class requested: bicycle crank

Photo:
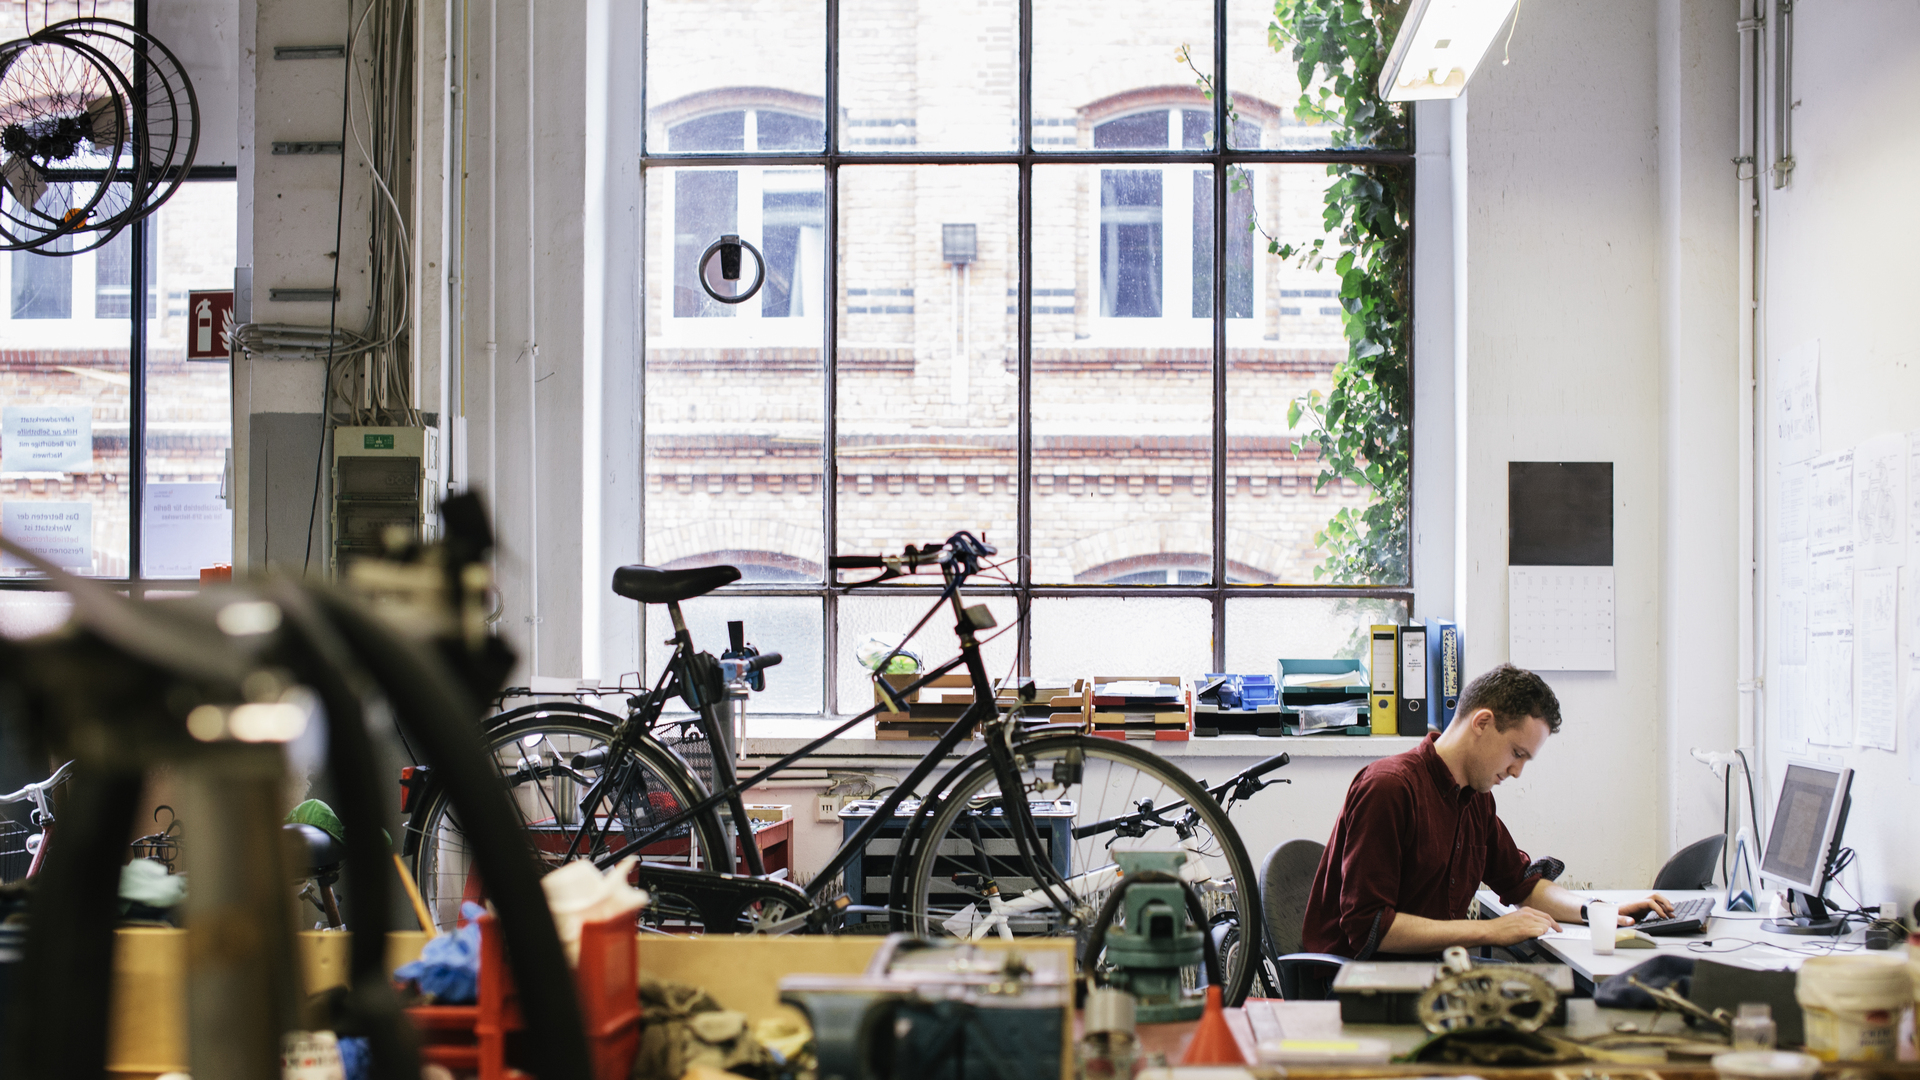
[1414,947,1559,1034]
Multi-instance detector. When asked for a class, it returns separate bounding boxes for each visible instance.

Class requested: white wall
[1455,0,1742,888]
[1758,1,1920,915]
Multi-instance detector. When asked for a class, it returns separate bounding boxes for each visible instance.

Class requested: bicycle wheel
[407,709,733,931]
[899,734,1261,1005]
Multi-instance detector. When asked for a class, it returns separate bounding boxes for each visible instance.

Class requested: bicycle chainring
[1415,966,1559,1034]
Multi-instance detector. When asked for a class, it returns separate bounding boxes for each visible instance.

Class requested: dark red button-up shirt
[1301,733,1542,959]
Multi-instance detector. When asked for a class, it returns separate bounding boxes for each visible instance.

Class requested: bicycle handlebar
[0,760,72,805]
[1238,752,1291,785]
[1071,751,1290,841]
[830,533,999,586]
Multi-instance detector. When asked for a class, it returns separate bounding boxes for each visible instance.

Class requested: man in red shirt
[1302,663,1673,959]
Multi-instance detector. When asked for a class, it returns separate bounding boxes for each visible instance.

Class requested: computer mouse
[1615,929,1657,949]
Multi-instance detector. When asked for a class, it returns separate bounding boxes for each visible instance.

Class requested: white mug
[1588,901,1619,955]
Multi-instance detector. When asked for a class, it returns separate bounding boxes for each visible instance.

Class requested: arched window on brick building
[1077,89,1278,337]
[651,90,827,339]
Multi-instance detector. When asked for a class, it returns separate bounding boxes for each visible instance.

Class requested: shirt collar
[1417,732,1473,805]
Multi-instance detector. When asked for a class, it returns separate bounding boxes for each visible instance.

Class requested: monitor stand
[1763,888,1847,936]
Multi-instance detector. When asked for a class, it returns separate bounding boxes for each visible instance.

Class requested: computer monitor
[1758,762,1852,936]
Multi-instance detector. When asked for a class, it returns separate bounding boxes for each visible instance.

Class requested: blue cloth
[337,1036,370,1080]
[1595,954,1695,1010]
[393,903,486,1004]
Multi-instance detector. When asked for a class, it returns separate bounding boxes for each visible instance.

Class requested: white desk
[1475,888,1872,983]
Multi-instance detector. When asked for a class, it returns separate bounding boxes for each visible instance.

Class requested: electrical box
[331,426,439,575]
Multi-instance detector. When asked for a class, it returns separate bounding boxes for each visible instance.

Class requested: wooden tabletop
[1129,1000,1920,1077]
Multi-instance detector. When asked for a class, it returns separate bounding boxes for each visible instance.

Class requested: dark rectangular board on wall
[1508,462,1613,566]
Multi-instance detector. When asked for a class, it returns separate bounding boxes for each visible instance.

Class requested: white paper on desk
[1773,341,1821,466]
[1856,567,1898,751]
[1779,462,1811,543]
[1809,627,1854,746]
[1810,449,1854,546]
[1853,434,1906,569]
[1779,538,1810,665]
[1509,565,1615,671]
[1808,543,1854,633]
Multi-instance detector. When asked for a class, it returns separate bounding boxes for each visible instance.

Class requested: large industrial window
[641,0,1413,716]
[0,176,237,622]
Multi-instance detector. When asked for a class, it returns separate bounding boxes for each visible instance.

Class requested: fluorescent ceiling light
[1378,0,1521,101]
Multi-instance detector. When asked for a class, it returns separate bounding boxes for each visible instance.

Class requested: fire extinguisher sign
[186,290,236,360]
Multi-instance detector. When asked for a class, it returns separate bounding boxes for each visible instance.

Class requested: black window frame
[640,0,1417,714]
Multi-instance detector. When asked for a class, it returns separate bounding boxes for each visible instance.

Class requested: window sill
[740,714,1425,762]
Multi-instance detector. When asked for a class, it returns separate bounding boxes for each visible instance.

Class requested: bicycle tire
[897,734,1262,1005]
[407,710,733,931]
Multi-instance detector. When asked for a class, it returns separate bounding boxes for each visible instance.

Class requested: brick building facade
[640,0,1385,586]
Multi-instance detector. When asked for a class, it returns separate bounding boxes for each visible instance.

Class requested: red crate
[406,913,639,1080]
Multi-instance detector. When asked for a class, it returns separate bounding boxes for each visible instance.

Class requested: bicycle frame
[579,547,1071,922]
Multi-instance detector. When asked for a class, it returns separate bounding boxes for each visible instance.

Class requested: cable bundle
[230,0,418,429]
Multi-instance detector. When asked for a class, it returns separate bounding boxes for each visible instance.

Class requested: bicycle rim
[409,714,731,931]
[900,734,1260,1005]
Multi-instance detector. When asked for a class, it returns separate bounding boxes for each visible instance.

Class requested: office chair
[1260,839,1348,1000]
[1652,834,1726,891]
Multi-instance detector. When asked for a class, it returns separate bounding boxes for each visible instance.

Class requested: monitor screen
[1759,763,1850,892]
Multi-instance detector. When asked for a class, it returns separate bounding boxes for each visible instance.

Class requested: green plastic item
[285,799,346,844]
[1102,851,1206,1022]
[284,798,392,849]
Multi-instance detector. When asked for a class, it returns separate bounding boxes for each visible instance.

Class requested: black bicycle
[402,531,1274,1003]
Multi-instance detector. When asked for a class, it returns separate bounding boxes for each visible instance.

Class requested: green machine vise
[1099,850,1205,1022]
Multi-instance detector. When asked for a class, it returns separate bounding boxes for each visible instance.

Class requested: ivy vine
[1268,0,1413,585]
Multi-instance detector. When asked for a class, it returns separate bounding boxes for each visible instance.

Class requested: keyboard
[1634,897,1715,936]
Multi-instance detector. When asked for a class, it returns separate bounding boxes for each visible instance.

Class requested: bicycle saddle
[611,564,741,603]
[284,822,344,873]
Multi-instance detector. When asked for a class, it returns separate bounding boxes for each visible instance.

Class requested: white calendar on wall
[1509,565,1616,671]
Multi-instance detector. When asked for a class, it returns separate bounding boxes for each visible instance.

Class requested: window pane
[836,166,1017,565]
[1226,164,1405,585]
[1033,0,1212,152]
[835,592,1018,717]
[1228,0,1406,149]
[1031,165,1211,585]
[11,239,73,319]
[1222,596,1408,672]
[646,3,824,154]
[840,0,1016,152]
[0,215,130,576]
[645,167,826,583]
[1030,596,1212,676]
[646,595,824,715]
[143,182,236,579]
[94,229,157,320]
[1190,170,1253,319]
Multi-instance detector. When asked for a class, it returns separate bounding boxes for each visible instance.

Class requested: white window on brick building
[1084,103,1262,340]
[659,99,827,340]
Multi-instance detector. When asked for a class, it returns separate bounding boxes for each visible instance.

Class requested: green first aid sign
[364,434,395,450]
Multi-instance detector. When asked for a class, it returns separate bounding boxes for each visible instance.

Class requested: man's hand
[1480,905,1562,945]
[1613,893,1675,925]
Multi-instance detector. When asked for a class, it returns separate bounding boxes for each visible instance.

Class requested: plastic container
[1733,1002,1778,1051]
[1711,1050,1822,1080]
[1795,953,1911,1061]
[407,912,640,1080]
